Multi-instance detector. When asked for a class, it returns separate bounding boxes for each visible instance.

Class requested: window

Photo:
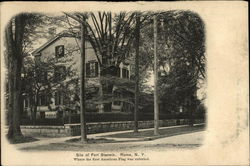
[86,61,98,78]
[122,69,129,79]
[38,94,47,106]
[113,91,122,106]
[24,98,29,108]
[55,45,64,58]
[54,66,66,81]
[55,91,63,105]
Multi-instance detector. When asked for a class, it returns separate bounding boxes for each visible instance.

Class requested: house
[24,31,132,118]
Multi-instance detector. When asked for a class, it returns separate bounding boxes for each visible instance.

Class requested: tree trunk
[153,15,159,135]
[134,13,140,133]
[102,81,113,112]
[80,19,87,143]
[6,14,26,140]
[33,105,37,125]
[29,93,37,125]
[7,58,23,139]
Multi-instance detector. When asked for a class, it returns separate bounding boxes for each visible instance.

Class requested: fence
[20,112,205,126]
[20,119,205,137]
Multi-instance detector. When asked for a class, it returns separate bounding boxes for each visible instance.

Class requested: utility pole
[153,15,159,135]
[80,16,87,143]
[134,12,140,133]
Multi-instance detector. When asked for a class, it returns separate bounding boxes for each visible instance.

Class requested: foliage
[133,11,206,114]
[158,11,206,113]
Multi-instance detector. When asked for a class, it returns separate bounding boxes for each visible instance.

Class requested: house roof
[31,31,80,56]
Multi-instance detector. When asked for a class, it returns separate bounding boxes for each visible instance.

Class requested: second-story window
[55,45,64,58]
[54,66,66,81]
[86,61,98,78]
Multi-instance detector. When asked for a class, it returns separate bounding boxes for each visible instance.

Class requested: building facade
[24,31,132,118]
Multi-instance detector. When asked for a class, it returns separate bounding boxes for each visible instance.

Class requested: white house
[24,31,132,116]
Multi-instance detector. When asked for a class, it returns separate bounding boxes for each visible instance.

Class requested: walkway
[13,124,205,150]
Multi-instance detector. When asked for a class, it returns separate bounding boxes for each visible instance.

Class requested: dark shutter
[95,62,98,77]
[55,92,59,105]
[55,46,59,58]
[117,68,121,77]
[60,45,64,57]
[122,69,126,78]
[86,63,90,77]
[55,45,64,58]
[126,70,129,79]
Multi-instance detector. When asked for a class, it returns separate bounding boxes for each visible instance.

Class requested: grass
[7,135,39,144]
[103,124,205,139]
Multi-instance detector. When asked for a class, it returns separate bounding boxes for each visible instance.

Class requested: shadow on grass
[7,135,39,144]
[66,137,116,144]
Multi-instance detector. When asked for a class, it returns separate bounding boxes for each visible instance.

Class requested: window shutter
[60,45,64,57]
[117,68,121,77]
[55,45,64,58]
[126,70,129,79]
[55,92,59,105]
[55,47,58,58]
[55,46,59,58]
[122,69,126,78]
[95,62,98,77]
[86,63,90,77]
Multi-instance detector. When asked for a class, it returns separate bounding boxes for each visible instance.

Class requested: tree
[153,15,159,135]
[64,12,150,112]
[131,11,206,126]
[79,17,87,143]
[134,12,141,132]
[5,13,45,140]
[157,11,206,125]
[22,54,75,124]
[4,13,68,140]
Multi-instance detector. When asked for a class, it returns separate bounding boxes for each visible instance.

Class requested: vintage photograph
[1,2,248,166]
[3,10,206,151]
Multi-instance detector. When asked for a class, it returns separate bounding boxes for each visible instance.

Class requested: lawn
[103,124,205,139]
